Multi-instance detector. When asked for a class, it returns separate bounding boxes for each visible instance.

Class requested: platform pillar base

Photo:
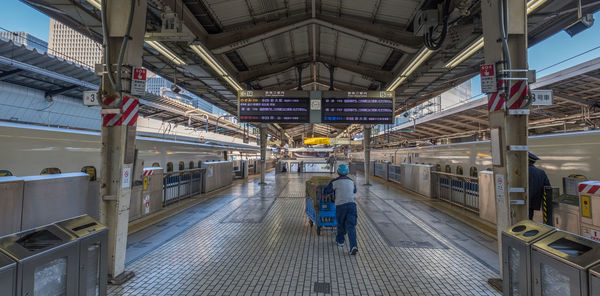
[108,271,135,285]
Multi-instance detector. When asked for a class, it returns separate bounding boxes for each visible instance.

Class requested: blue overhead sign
[321,91,395,124]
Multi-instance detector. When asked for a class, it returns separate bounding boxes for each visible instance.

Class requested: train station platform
[110,172,500,296]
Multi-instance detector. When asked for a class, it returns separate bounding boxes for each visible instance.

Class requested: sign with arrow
[480,64,497,94]
[131,67,147,96]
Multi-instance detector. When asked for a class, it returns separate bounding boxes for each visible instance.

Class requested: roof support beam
[239,54,392,83]
[208,16,420,55]
[45,85,79,97]
[0,69,23,80]
[554,91,594,106]
[455,114,489,125]
[425,122,465,133]
[262,77,364,90]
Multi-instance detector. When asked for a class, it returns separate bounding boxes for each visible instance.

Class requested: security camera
[564,14,594,37]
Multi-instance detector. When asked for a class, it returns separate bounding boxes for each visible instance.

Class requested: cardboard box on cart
[306,176,334,210]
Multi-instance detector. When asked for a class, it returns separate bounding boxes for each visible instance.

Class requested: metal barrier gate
[163,168,206,205]
[433,171,479,213]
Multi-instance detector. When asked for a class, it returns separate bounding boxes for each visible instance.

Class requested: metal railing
[432,171,479,213]
[163,168,206,205]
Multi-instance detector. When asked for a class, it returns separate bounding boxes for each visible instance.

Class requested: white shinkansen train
[349,130,600,193]
[0,122,259,177]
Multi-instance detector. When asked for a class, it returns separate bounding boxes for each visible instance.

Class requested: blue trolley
[306,185,337,236]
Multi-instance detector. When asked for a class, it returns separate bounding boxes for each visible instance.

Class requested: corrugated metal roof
[0,37,252,139]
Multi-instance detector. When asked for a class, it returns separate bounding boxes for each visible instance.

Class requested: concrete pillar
[481,0,529,280]
[259,124,267,184]
[99,0,147,284]
[363,125,371,185]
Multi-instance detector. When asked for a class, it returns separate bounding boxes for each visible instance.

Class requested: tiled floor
[109,172,500,296]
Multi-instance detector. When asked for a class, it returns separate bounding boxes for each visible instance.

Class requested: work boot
[350,247,358,255]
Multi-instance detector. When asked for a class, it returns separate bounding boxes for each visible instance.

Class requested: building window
[152,162,160,167]
[179,161,185,171]
[166,162,173,172]
[189,161,194,169]
[445,165,451,173]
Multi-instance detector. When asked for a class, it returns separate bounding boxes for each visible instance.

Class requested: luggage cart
[305,185,337,236]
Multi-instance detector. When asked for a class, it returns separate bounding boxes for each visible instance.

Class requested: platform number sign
[531,90,553,106]
[83,90,100,106]
[480,64,498,94]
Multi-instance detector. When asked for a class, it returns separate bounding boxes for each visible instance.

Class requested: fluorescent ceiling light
[190,44,243,91]
[146,41,186,66]
[445,37,484,69]
[444,0,550,69]
[527,0,550,14]
[86,0,101,10]
[386,48,434,91]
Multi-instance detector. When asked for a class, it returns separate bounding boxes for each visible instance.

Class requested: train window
[41,167,61,175]
[445,165,451,173]
[435,164,441,172]
[0,170,13,176]
[81,166,97,181]
[189,161,194,169]
[470,167,478,177]
[166,162,173,172]
[179,161,185,171]
[152,162,160,167]
[456,166,464,175]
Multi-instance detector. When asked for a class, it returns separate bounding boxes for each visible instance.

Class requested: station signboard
[238,90,310,123]
[304,137,330,145]
[321,91,395,124]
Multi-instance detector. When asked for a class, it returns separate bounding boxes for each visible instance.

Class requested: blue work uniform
[324,175,358,249]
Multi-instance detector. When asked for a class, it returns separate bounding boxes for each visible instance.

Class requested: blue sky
[1,1,49,41]
[1,0,599,97]
[471,10,600,98]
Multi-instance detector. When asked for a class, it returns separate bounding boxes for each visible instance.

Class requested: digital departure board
[238,90,310,123]
[321,91,395,124]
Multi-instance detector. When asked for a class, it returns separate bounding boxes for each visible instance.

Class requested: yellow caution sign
[582,195,592,218]
[304,137,330,145]
[143,177,149,191]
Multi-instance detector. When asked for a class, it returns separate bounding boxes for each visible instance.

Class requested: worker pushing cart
[324,164,359,255]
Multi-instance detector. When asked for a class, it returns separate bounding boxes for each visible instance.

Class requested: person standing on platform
[528,152,550,220]
[324,164,359,255]
[327,154,336,174]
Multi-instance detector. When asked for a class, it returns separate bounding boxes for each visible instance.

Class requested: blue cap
[337,164,349,175]
[528,152,539,161]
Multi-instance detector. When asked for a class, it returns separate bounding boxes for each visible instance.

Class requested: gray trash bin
[0,224,79,296]
[0,251,16,296]
[531,230,600,296]
[56,215,108,296]
[590,263,600,295]
[502,220,556,296]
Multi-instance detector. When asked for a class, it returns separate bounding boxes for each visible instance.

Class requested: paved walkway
[109,172,500,296]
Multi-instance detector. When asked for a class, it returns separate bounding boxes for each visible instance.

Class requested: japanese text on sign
[239,97,310,123]
[321,98,394,124]
[480,64,498,94]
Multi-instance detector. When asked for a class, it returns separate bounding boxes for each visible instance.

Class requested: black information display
[321,91,394,124]
[238,90,310,123]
